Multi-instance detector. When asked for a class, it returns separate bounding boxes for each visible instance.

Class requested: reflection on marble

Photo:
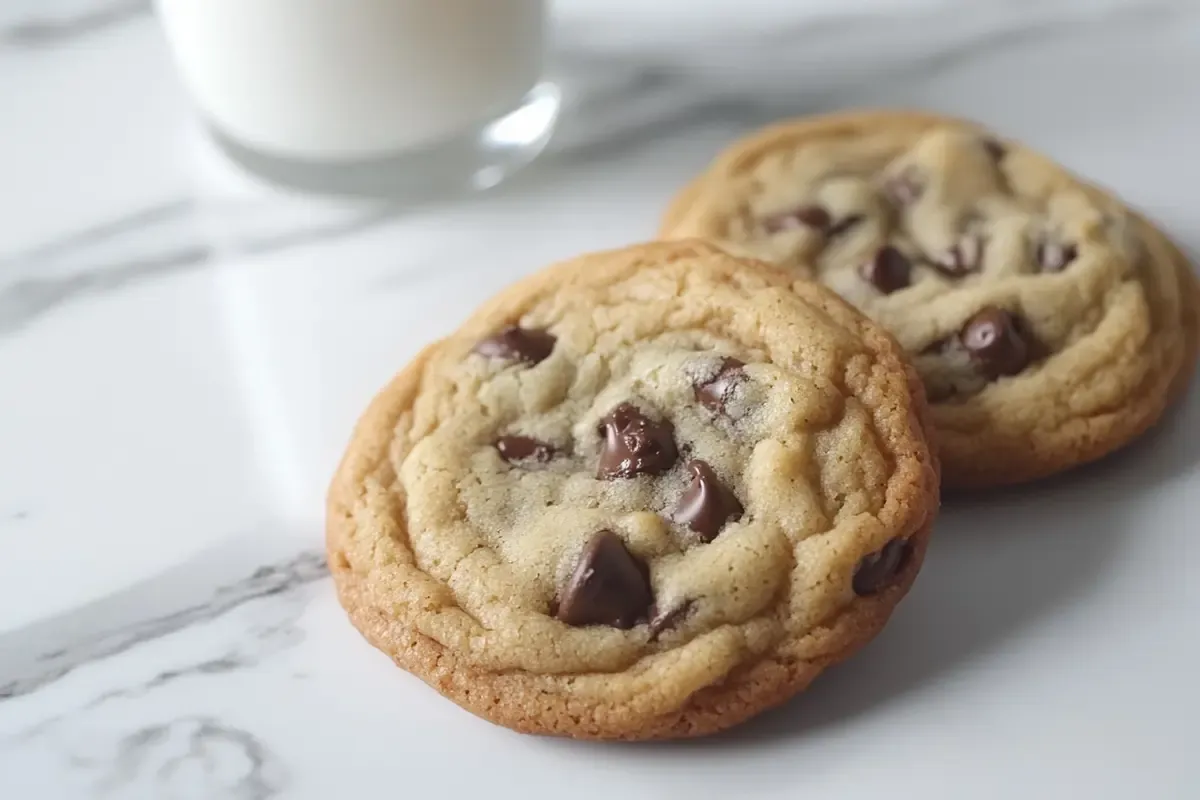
[2,0,1199,797]
[2,570,318,798]
[0,0,148,49]
[1,0,1181,335]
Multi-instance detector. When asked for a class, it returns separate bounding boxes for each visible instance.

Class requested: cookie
[660,110,1200,487]
[327,240,938,740]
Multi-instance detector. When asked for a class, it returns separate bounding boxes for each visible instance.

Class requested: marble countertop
[2,1,1198,797]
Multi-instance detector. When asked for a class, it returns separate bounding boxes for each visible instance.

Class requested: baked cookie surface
[327,241,938,739]
[661,110,1199,487]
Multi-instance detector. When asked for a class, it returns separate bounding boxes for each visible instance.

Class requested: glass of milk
[155,0,560,199]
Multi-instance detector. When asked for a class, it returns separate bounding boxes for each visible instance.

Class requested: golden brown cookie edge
[328,514,931,740]
[938,223,1199,488]
[325,240,940,739]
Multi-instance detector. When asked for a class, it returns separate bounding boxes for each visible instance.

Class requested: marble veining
[0,0,148,49]
[1,0,1182,337]
[97,717,286,800]
[0,551,327,702]
[2,571,315,797]
[0,201,396,336]
[1,557,325,796]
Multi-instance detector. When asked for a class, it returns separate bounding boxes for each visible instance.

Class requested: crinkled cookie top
[328,242,936,709]
[661,111,1198,486]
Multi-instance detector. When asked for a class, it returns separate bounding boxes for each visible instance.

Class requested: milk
[155,0,548,161]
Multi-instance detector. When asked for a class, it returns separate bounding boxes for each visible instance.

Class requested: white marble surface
[1,1,1199,797]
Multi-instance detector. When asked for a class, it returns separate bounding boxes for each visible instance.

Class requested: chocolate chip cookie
[660,110,1200,487]
[327,241,938,740]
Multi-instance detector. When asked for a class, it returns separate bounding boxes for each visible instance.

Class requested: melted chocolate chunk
[924,382,957,404]
[473,326,555,364]
[827,213,866,238]
[556,531,652,629]
[669,460,744,542]
[648,600,694,639]
[933,233,984,277]
[860,246,913,294]
[764,205,831,234]
[883,168,923,206]
[853,538,911,596]
[1036,240,1078,273]
[694,358,746,415]
[983,138,1006,162]
[496,435,555,463]
[596,403,678,479]
[961,306,1031,378]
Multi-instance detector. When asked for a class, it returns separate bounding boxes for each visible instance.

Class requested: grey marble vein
[93,608,306,710]
[11,579,316,749]
[0,204,396,335]
[559,94,768,168]
[1,0,149,49]
[3,566,319,767]
[0,548,327,702]
[0,63,759,327]
[549,61,765,164]
[3,200,194,266]
[0,244,214,335]
[96,717,285,799]
[94,655,244,704]
[6,3,1189,335]
[0,62,695,333]
[235,206,401,256]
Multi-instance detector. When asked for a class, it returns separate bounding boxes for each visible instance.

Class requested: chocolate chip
[983,138,1006,162]
[924,382,957,404]
[827,213,865,238]
[764,205,831,234]
[961,306,1031,378]
[597,403,678,479]
[694,358,746,415]
[860,246,912,294]
[473,326,555,364]
[648,600,694,639]
[853,538,911,596]
[1036,240,1078,273]
[933,233,984,277]
[883,168,923,206]
[556,531,652,629]
[496,435,555,463]
[669,460,744,542]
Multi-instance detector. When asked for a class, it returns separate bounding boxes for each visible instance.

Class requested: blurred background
[1,0,1184,255]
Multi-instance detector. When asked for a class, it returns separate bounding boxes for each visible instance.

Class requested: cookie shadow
[963,370,1200,498]
[707,495,1122,744]
[682,382,1200,745]
[532,384,1198,755]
